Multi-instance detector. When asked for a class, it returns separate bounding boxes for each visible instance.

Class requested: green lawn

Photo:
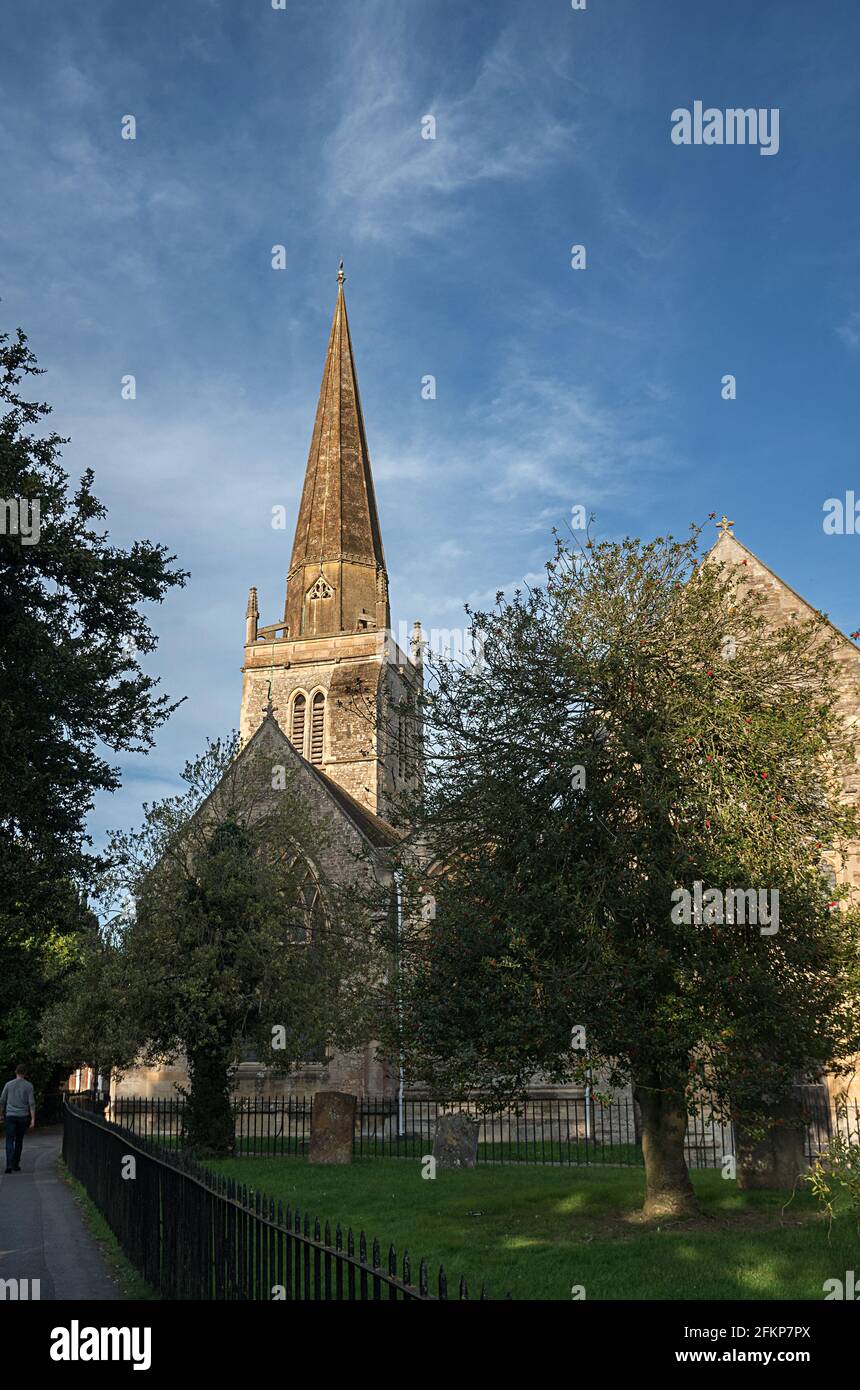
[207,1155,858,1301]
[229,1138,643,1166]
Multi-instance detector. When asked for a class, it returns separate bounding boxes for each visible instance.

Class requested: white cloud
[321,18,576,243]
[472,366,670,506]
[837,310,860,349]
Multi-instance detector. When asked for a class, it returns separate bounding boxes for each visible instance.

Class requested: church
[110,267,860,1108]
[113,266,422,1102]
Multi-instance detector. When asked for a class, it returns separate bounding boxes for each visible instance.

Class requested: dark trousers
[4,1116,29,1170]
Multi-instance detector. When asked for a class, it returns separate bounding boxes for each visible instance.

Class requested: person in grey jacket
[1,1064,36,1172]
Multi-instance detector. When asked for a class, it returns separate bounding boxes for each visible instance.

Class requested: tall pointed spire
[284,265,388,640]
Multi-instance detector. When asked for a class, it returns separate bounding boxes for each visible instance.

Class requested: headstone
[309,1090,356,1165]
[432,1112,479,1169]
[735,1099,807,1190]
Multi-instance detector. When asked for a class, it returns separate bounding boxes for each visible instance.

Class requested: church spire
[284,265,389,640]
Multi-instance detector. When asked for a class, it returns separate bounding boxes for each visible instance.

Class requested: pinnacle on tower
[245,585,259,644]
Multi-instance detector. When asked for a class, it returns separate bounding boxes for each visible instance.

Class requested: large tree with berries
[377,523,860,1218]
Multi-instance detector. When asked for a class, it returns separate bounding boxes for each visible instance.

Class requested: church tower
[240,266,422,822]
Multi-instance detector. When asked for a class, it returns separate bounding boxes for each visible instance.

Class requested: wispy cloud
[478,367,669,505]
[322,15,576,243]
[837,309,860,349]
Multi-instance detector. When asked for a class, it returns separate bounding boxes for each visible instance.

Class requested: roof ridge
[245,711,399,849]
[707,530,860,655]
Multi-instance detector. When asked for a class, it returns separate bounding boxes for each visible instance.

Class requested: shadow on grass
[205,1156,854,1301]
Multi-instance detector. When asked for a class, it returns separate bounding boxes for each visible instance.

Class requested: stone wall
[710,531,860,1104]
[241,628,421,821]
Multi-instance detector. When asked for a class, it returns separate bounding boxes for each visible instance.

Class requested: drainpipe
[394,868,405,1138]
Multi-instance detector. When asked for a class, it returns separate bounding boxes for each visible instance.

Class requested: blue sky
[2,0,859,848]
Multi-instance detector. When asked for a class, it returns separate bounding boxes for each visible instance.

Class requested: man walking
[1,1064,36,1173]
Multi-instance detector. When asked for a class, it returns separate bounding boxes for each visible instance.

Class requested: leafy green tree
[378,525,860,1218]
[45,736,382,1155]
[0,881,96,1097]
[0,324,186,1075]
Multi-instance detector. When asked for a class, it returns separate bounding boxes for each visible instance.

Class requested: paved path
[0,1126,120,1300]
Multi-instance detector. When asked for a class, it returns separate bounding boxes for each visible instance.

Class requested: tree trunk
[185,1048,234,1157]
[633,1077,699,1219]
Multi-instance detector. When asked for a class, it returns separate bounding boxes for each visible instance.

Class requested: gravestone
[735,1094,807,1190]
[433,1113,479,1169]
[309,1090,356,1165]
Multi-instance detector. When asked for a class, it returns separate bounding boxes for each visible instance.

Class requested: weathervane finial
[337,258,345,286]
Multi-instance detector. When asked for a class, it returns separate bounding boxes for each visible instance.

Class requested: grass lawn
[144,1133,643,1166]
[228,1138,643,1166]
[207,1156,858,1301]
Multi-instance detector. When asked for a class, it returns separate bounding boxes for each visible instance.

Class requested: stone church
[113,266,422,1102]
[110,270,860,1108]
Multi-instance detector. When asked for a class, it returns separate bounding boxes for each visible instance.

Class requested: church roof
[246,708,400,850]
[707,525,860,658]
[309,759,401,849]
[287,265,385,579]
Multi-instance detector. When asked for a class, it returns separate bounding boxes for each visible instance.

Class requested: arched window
[295,858,326,944]
[290,693,306,754]
[292,860,327,1058]
[310,692,325,765]
[264,848,328,945]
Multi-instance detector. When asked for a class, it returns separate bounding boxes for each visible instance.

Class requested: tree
[45,735,383,1155]
[376,524,860,1218]
[0,324,186,1073]
[0,879,97,1095]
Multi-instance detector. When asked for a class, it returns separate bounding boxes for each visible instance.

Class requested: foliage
[0,323,186,1081]
[0,324,187,890]
[44,733,383,1153]
[805,1102,860,1235]
[0,880,96,1094]
[376,523,860,1212]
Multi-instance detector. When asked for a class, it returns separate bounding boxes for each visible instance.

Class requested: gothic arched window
[290,693,306,754]
[240,849,329,1063]
[289,856,327,944]
[310,692,325,765]
[272,852,327,955]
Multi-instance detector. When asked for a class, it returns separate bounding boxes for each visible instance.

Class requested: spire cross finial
[717,515,735,535]
[337,259,345,286]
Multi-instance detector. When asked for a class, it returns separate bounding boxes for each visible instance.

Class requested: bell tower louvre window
[310,692,325,765]
[290,694,306,753]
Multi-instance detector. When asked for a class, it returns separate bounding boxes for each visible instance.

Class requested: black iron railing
[105,1092,712,1167]
[102,1091,860,1170]
[62,1101,490,1300]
